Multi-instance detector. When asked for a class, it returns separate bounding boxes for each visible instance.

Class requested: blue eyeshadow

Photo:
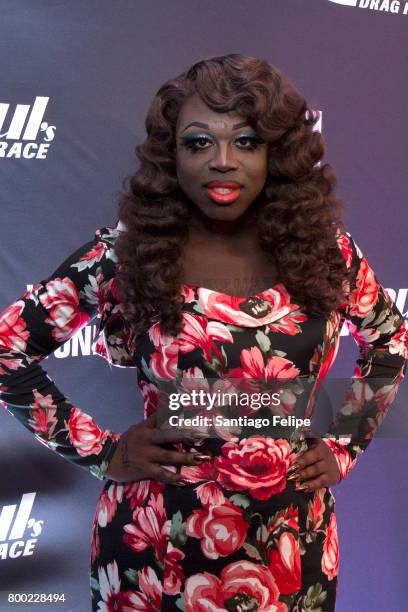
[181,130,258,140]
[181,132,210,140]
[237,130,258,138]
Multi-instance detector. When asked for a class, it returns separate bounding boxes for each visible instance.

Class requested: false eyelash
[180,135,264,153]
[180,137,212,151]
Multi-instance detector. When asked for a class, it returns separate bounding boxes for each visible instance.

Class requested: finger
[288,460,326,483]
[293,446,321,469]
[149,465,187,485]
[295,474,328,492]
[151,448,212,466]
[306,436,322,449]
[144,412,158,428]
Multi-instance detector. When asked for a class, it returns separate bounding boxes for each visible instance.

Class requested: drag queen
[1,54,406,611]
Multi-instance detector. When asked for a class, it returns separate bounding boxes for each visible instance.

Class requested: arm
[322,232,407,480]
[0,227,123,480]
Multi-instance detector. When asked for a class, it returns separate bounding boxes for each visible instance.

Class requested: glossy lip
[204,180,242,188]
[204,180,242,205]
[206,185,241,205]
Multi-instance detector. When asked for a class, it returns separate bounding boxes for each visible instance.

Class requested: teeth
[211,187,237,194]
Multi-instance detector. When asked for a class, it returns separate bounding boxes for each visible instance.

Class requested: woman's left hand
[287,438,341,492]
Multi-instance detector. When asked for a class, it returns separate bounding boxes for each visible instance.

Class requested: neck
[188,203,261,243]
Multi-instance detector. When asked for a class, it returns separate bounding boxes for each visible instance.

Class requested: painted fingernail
[287,464,299,475]
[295,482,309,491]
[180,476,194,484]
[192,454,212,462]
[287,473,300,482]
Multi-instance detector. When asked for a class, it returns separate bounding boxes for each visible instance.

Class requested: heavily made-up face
[175,93,269,229]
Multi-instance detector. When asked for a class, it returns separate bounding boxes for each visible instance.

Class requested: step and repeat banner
[1,1,407,611]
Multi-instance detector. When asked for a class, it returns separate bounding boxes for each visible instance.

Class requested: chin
[201,201,252,219]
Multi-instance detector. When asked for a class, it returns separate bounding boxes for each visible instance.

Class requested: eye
[179,133,264,153]
[235,136,264,150]
[180,135,213,152]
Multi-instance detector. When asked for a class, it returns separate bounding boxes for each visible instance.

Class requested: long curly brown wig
[115,53,352,337]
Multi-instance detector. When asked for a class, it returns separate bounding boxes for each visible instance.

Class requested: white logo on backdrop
[0,96,56,159]
[328,0,408,14]
[53,324,100,359]
[329,0,357,5]
[0,493,44,560]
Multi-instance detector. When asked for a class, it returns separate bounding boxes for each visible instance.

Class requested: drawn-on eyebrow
[181,121,250,133]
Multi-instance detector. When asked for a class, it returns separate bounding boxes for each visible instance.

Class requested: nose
[208,143,239,172]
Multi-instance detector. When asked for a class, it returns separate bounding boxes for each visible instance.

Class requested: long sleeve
[321,232,407,480]
[0,228,123,480]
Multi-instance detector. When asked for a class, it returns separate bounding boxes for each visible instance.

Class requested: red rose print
[337,233,353,269]
[149,344,178,380]
[268,310,307,336]
[340,379,374,415]
[131,567,162,612]
[96,482,124,528]
[322,512,339,580]
[0,353,24,376]
[183,572,223,611]
[179,458,220,487]
[40,277,91,342]
[388,321,408,359]
[90,519,100,564]
[67,408,109,457]
[312,312,342,383]
[269,531,301,595]
[27,389,58,440]
[184,561,287,612]
[195,481,226,506]
[220,561,286,611]
[175,366,213,414]
[77,243,106,268]
[123,493,170,564]
[322,438,356,480]
[139,380,160,417]
[215,437,292,500]
[374,380,403,411]
[307,488,326,532]
[182,284,196,303]
[0,301,29,352]
[267,506,298,535]
[197,284,300,329]
[346,320,380,347]
[97,560,149,611]
[124,479,164,510]
[227,347,300,390]
[246,350,300,379]
[349,258,379,318]
[148,321,179,380]
[178,312,233,365]
[163,542,185,595]
[185,499,248,559]
[128,566,162,609]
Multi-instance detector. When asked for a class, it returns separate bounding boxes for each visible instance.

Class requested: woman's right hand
[105,412,212,484]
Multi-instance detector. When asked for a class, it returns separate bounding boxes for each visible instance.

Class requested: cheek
[248,163,268,189]
[176,157,202,189]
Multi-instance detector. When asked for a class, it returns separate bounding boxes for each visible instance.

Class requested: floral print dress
[0,225,406,612]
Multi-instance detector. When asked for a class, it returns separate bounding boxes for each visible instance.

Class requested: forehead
[176,93,246,132]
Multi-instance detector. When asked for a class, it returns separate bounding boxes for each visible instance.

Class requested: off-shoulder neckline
[182,281,285,301]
